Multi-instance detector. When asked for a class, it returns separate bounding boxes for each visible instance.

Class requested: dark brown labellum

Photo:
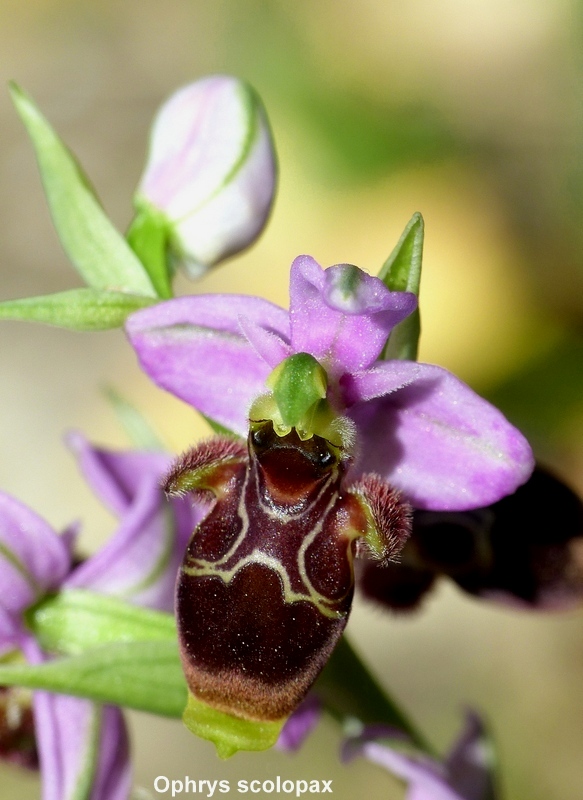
[172,421,366,723]
[168,419,411,730]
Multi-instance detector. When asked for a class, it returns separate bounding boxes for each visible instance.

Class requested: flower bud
[135,75,277,278]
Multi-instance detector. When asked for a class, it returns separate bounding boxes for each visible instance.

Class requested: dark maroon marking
[185,463,247,562]
[0,688,38,771]
[177,563,349,720]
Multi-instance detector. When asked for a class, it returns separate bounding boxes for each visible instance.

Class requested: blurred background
[1,1,582,798]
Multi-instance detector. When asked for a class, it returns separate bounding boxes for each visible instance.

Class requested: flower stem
[314,635,435,755]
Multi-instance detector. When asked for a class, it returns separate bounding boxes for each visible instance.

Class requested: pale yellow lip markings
[182,456,351,620]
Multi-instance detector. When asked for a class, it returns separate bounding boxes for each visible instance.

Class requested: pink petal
[349,363,534,511]
[276,694,321,752]
[0,493,71,619]
[237,314,292,368]
[126,295,289,435]
[67,430,171,516]
[34,691,130,800]
[289,256,416,376]
[65,478,202,612]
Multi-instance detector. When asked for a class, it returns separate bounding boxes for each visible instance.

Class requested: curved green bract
[183,692,285,758]
[378,212,424,361]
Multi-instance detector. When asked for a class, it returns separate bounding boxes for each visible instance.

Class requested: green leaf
[0,640,186,717]
[315,635,434,755]
[126,202,173,300]
[9,83,157,297]
[13,592,186,717]
[0,288,156,330]
[378,213,424,361]
[104,387,166,451]
[26,590,177,656]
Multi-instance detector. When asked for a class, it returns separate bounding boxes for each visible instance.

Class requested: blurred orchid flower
[275,694,322,752]
[66,431,204,612]
[0,492,131,798]
[0,434,202,798]
[126,255,534,512]
[342,711,498,800]
[359,466,583,612]
[133,75,277,279]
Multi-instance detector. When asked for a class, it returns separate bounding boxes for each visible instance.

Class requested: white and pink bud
[135,75,277,278]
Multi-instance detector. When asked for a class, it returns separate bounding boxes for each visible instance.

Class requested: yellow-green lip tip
[183,692,286,758]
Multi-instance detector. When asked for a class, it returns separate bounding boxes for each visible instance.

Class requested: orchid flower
[359,465,583,613]
[342,711,498,800]
[0,434,200,798]
[65,431,204,612]
[0,491,130,798]
[123,255,533,755]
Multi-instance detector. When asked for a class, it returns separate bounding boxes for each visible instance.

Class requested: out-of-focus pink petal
[342,712,497,800]
[0,493,71,620]
[289,256,416,376]
[344,738,459,800]
[88,705,132,800]
[67,430,171,516]
[349,363,534,511]
[446,712,497,800]
[65,478,202,612]
[33,690,130,800]
[275,694,321,752]
[0,608,22,655]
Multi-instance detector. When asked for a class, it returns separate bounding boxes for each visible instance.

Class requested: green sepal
[0,640,186,717]
[183,692,286,758]
[26,590,177,655]
[378,213,424,361]
[267,353,328,428]
[0,288,156,330]
[126,201,173,299]
[9,83,157,298]
[201,414,239,438]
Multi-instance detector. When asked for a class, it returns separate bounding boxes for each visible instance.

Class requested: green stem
[315,635,435,755]
[126,205,173,300]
